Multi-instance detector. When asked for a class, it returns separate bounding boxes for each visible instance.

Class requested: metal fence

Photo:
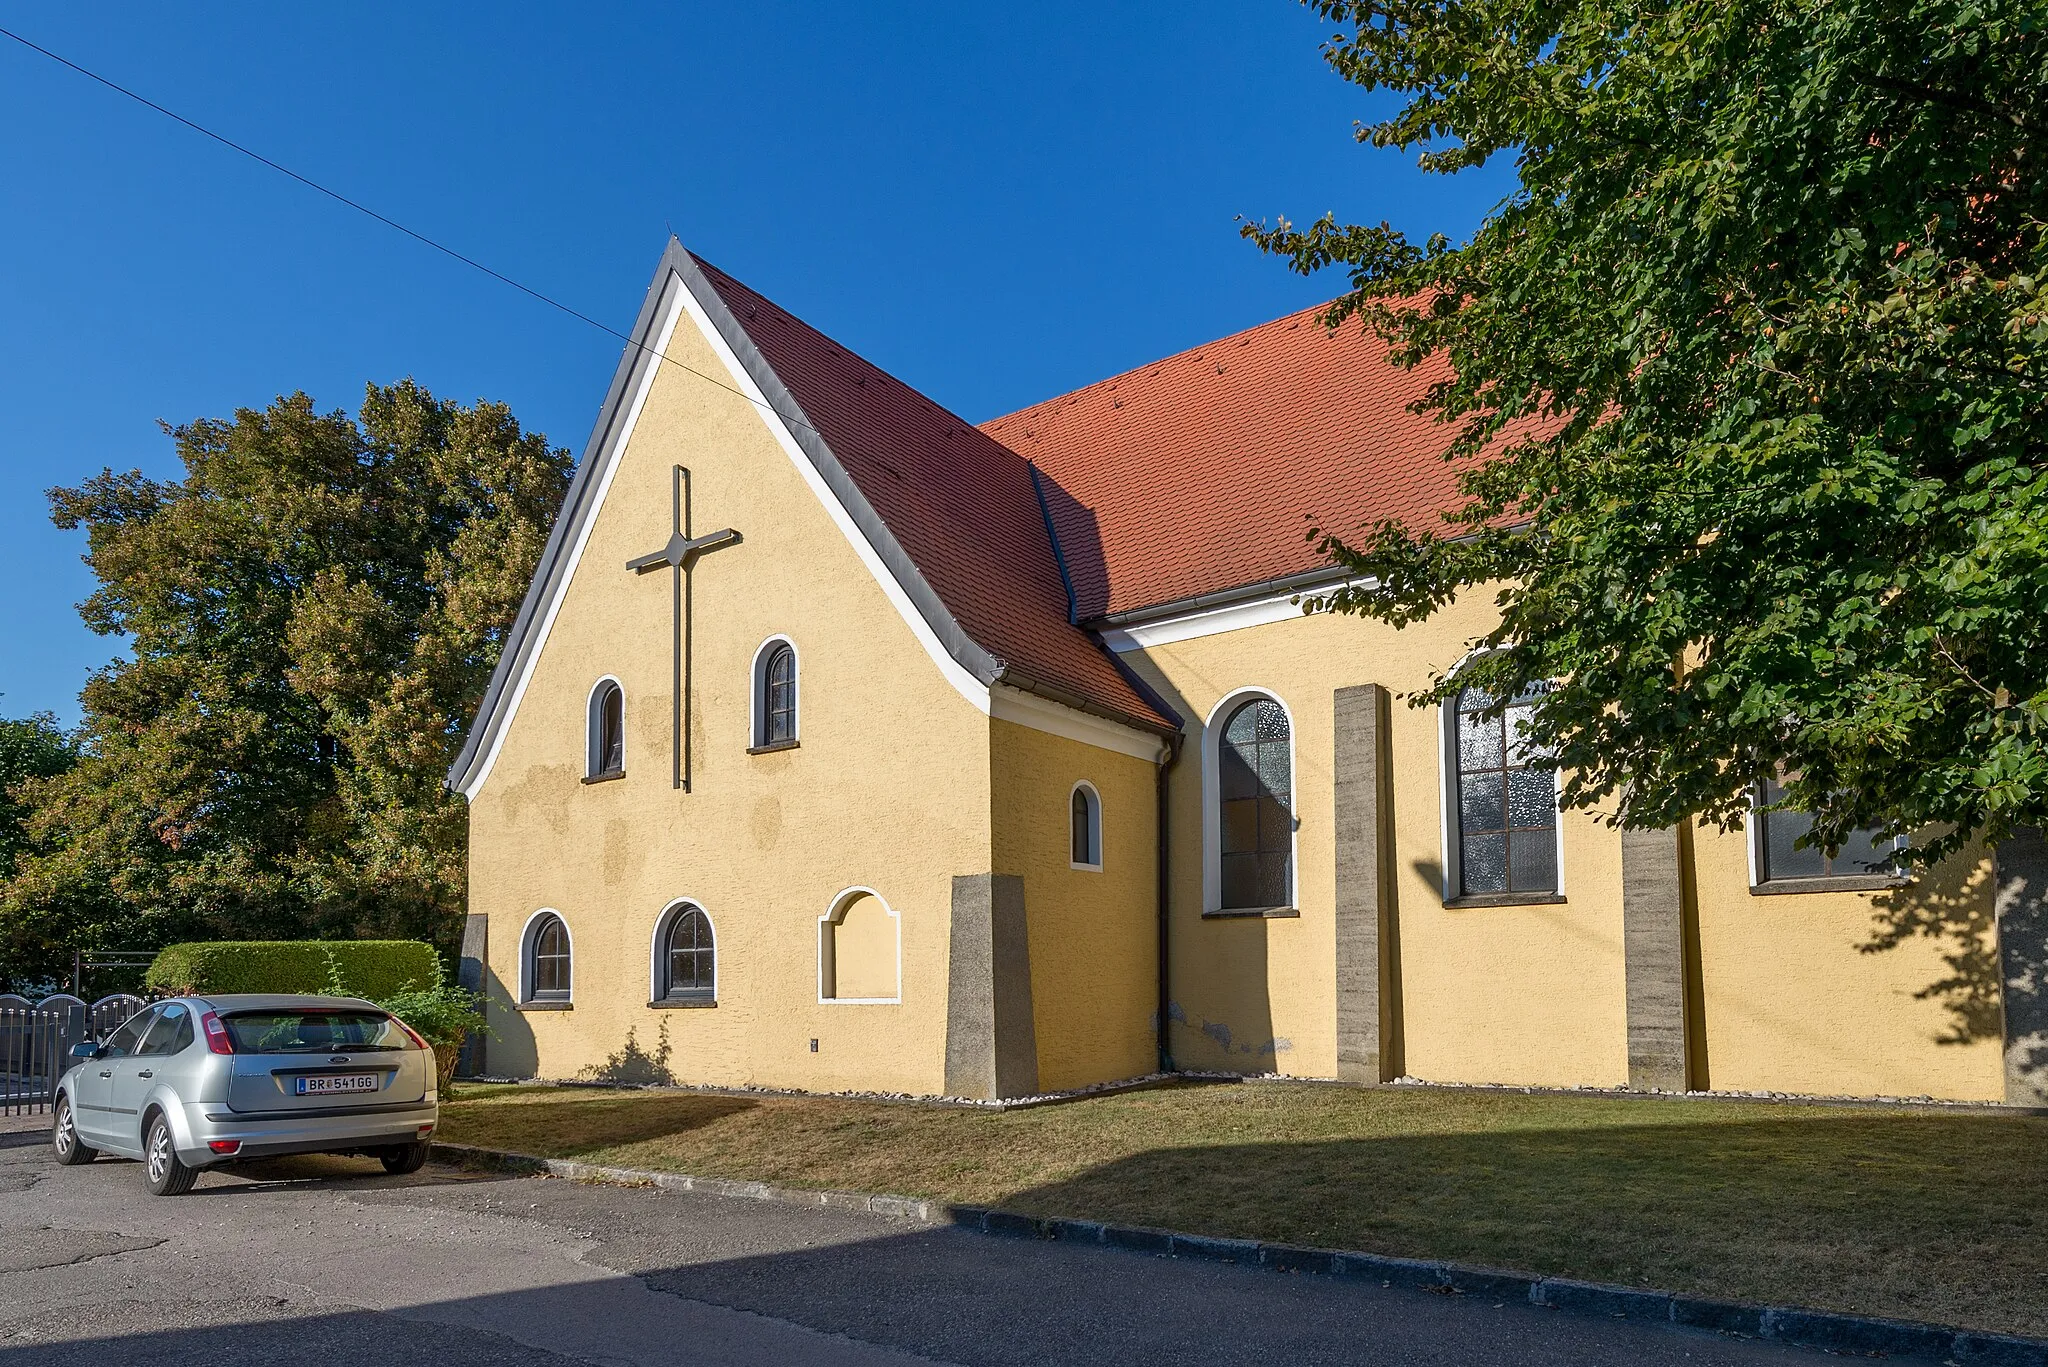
[0,994,152,1118]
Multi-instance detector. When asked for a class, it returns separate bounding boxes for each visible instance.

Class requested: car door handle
[136,1070,153,1079]
[97,1070,111,1078]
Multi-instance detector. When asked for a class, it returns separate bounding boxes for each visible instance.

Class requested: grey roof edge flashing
[446,238,696,795]
[672,248,1005,690]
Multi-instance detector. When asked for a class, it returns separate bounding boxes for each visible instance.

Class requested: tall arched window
[587,679,624,779]
[658,903,716,1001]
[1218,697,1292,910]
[1450,683,1557,897]
[524,912,572,1003]
[1070,782,1102,869]
[752,638,798,749]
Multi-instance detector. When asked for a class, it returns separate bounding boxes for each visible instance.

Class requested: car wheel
[51,1096,97,1166]
[379,1139,432,1175]
[142,1114,197,1196]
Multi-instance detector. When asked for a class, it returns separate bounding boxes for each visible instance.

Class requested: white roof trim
[455,281,689,800]
[991,683,1168,763]
[1100,580,1371,652]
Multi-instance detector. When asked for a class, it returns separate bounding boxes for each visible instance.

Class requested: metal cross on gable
[626,465,742,791]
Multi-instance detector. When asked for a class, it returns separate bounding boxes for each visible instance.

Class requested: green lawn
[439,1080,2048,1339]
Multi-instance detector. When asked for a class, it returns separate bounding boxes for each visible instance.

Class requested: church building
[450,239,2046,1107]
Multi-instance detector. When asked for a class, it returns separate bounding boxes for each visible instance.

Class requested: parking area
[0,1112,1816,1366]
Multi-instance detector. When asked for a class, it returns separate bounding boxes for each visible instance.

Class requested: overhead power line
[0,23,818,437]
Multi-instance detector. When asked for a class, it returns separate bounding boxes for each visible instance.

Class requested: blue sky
[0,4,1514,724]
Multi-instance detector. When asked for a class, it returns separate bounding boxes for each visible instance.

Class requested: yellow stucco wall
[461,278,2014,1106]
[1116,593,2006,1100]
[989,718,1159,1092]
[1691,825,2004,1100]
[467,297,992,1095]
[1118,595,1631,1087]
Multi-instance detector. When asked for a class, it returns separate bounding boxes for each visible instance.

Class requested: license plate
[296,1073,379,1096]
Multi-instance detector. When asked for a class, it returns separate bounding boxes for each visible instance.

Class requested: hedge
[145,940,441,1000]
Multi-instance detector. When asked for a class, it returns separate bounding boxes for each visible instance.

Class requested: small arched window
[525,912,572,1002]
[659,904,716,1001]
[1070,782,1102,869]
[587,679,624,779]
[1218,697,1292,910]
[1450,683,1557,897]
[752,639,798,749]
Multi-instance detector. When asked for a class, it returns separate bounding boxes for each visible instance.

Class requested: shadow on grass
[443,1091,760,1156]
[992,1111,2048,1336]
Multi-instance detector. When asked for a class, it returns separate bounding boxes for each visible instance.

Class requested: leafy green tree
[1249,0,2048,862]
[0,382,570,983]
[0,712,83,989]
[0,713,75,880]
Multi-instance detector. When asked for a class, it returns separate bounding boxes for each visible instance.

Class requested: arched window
[658,903,716,1001]
[1218,697,1293,910]
[1070,782,1102,870]
[752,638,798,749]
[1450,683,1557,897]
[587,679,624,779]
[524,912,572,1002]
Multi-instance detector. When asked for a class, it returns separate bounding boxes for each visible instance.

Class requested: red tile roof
[980,304,1468,620]
[694,260,1178,733]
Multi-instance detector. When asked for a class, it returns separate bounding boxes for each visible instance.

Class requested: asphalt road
[0,1115,1820,1366]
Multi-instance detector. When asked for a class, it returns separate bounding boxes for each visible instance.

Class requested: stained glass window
[1219,698,1292,909]
[1454,684,1556,897]
[762,644,796,745]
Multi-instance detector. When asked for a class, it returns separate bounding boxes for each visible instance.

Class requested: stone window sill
[580,770,624,786]
[1750,874,1904,896]
[647,997,718,1009]
[1203,906,1300,919]
[516,1000,572,1012]
[747,739,800,755]
[1443,893,1568,909]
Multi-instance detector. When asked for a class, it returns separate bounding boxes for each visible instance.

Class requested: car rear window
[221,1011,412,1053]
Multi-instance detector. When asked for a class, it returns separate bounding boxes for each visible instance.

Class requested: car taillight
[200,1011,234,1055]
[208,1140,241,1155]
[391,1017,429,1051]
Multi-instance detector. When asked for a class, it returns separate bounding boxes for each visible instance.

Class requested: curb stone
[434,1142,2047,1365]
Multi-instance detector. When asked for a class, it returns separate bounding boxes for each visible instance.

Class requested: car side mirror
[69,1042,101,1061]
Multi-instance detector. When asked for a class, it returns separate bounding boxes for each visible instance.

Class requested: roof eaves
[997,662,1181,738]
[1089,564,1352,630]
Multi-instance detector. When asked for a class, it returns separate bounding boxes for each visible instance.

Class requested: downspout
[1155,733,1182,1074]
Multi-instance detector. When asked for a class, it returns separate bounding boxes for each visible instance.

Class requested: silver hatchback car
[50,994,440,1195]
